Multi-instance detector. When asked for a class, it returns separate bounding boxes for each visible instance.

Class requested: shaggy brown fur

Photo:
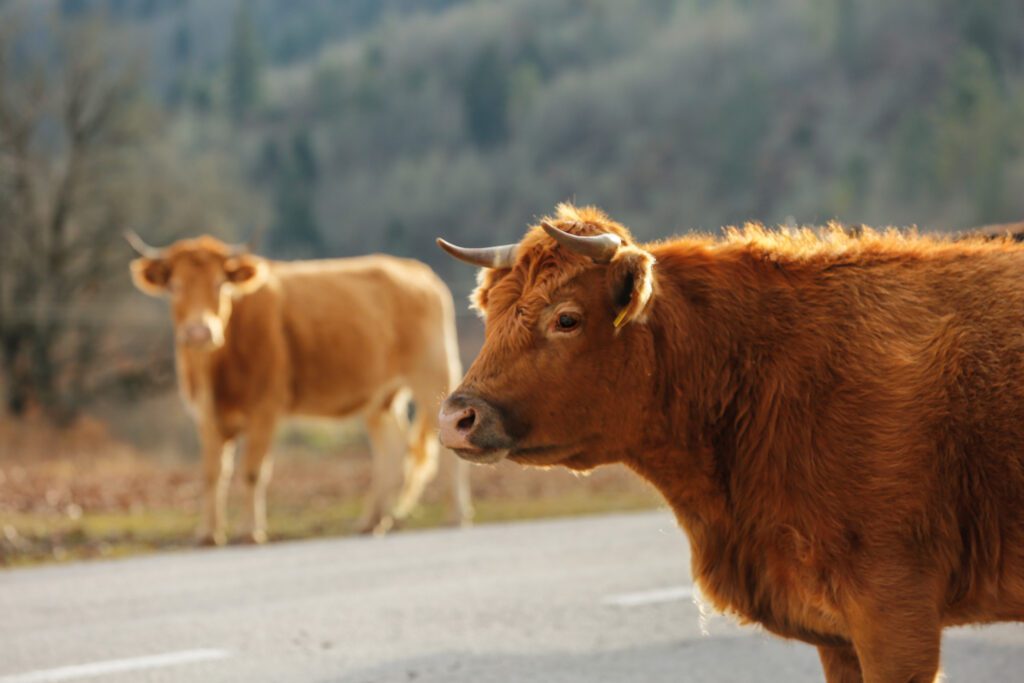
[439,204,1024,683]
[131,237,472,544]
[966,221,1024,242]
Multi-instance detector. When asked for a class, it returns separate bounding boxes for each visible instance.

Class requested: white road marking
[0,649,231,683]
[602,585,695,607]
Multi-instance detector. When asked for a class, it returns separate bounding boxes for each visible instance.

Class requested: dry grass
[0,416,662,567]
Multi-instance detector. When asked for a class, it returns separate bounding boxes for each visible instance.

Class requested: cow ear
[607,245,655,329]
[224,255,268,295]
[130,258,171,296]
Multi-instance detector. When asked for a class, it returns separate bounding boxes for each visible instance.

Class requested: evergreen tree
[263,133,323,256]
[227,0,262,121]
[462,47,509,148]
[933,47,1010,222]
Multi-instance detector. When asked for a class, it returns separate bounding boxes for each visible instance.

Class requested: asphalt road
[1,511,1022,682]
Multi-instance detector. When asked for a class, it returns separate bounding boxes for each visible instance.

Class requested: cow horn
[540,221,621,263]
[124,230,163,259]
[436,238,518,269]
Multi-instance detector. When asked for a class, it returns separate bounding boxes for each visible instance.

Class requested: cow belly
[288,373,407,419]
[686,520,853,648]
[284,329,409,418]
[752,578,850,647]
[289,387,376,418]
[696,566,849,647]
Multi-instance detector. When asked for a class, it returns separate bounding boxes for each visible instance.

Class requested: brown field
[0,413,662,568]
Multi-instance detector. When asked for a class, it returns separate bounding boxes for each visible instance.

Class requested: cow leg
[846,588,942,683]
[437,446,473,527]
[852,630,941,683]
[240,415,276,544]
[197,423,234,546]
[355,402,407,535]
[407,380,473,527]
[390,408,440,525]
[818,643,863,683]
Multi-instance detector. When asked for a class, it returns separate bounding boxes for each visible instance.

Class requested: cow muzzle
[438,393,513,464]
[178,315,225,350]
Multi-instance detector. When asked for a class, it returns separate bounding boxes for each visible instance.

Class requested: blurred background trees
[0,12,262,425]
[0,20,163,424]
[2,0,1023,563]
[226,0,261,122]
[2,0,1024,425]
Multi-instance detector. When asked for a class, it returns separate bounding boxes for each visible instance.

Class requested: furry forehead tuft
[160,235,240,260]
[470,203,636,319]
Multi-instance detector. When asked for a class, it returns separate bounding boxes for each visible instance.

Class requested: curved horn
[123,230,163,259]
[540,221,621,263]
[436,238,518,269]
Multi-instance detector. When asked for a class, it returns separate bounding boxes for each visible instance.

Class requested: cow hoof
[196,532,226,547]
[372,516,396,537]
[443,512,474,528]
[239,530,268,545]
[352,518,378,535]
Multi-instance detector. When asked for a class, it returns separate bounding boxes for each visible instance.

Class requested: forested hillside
[6,0,1024,282]
[2,1,1024,421]
[2,0,1024,560]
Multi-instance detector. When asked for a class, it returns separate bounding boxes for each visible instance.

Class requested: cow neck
[175,344,223,417]
[624,242,806,622]
[624,245,736,519]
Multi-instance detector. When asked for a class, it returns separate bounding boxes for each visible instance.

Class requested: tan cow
[437,204,1024,683]
[129,234,471,545]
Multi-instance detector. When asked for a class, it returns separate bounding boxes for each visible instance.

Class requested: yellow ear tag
[613,308,629,329]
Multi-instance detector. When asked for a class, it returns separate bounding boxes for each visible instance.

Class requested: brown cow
[436,204,1024,683]
[963,221,1024,242]
[129,234,472,545]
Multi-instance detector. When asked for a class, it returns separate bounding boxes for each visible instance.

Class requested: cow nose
[438,393,513,455]
[438,405,478,450]
[180,322,212,346]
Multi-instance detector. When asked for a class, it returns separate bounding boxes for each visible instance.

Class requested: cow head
[437,204,658,470]
[128,233,268,351]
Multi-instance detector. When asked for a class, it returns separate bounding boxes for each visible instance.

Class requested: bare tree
[0,18,263,424]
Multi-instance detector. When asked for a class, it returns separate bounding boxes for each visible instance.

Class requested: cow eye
[555,313,580,331]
